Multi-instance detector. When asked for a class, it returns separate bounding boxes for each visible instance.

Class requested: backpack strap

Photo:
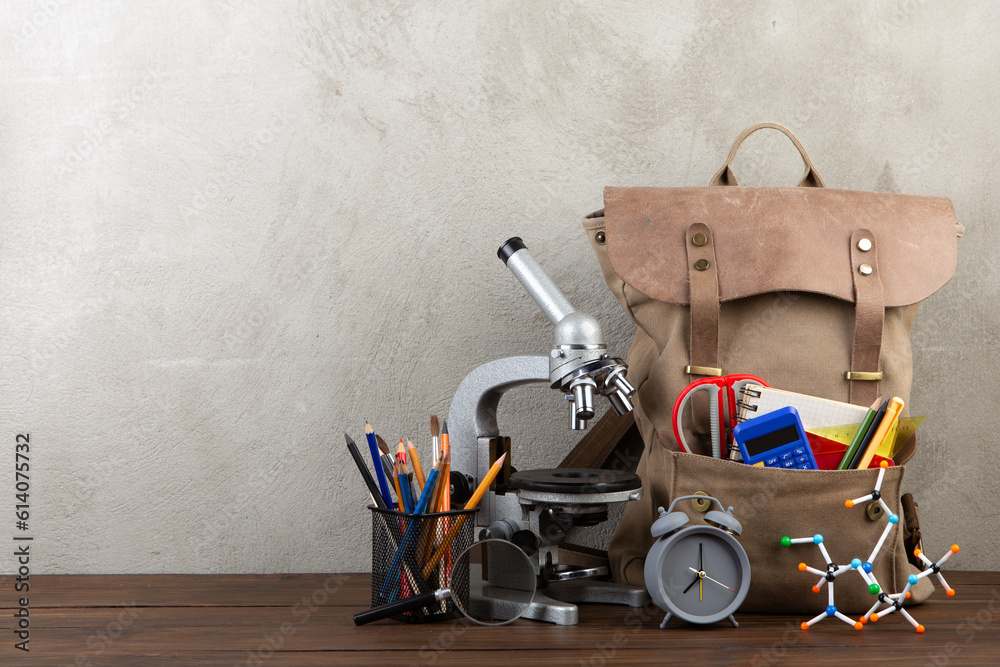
[847,229,884,406]
[684,223,722,377]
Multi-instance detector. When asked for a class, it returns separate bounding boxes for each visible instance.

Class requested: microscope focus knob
[511,530,539,557]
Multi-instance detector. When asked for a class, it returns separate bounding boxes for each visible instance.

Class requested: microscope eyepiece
[497,236,527,264]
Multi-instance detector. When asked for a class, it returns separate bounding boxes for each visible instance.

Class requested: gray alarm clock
[644,494,751,628]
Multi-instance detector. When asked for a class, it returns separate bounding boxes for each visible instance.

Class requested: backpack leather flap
[602,186,959,307]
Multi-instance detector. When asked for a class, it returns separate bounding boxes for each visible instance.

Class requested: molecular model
[780,461,959,632]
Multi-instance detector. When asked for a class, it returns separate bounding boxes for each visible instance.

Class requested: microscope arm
[447,355,550,488]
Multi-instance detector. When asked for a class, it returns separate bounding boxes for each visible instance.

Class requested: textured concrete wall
[1,1,997,575]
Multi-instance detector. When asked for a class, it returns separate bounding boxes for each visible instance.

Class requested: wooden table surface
[1,571,997,666]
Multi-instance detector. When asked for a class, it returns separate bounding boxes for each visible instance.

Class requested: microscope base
[544,579,650,608]
[521,590,579,625]
[518,581,650,625]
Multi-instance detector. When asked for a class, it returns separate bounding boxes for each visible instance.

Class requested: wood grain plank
[0,572,994,665]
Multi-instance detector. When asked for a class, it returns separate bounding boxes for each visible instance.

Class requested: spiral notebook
[736,384,871,431]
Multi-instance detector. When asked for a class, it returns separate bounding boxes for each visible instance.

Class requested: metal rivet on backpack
[595,231,606,245]
[859,264,873,276]
[691,492,712,513]
[858,238,872,252]
[694,258,710,271]
[692,232,708,247]
[866,501,884,522]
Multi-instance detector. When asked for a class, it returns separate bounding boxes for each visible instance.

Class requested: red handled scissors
[672,374,768,457]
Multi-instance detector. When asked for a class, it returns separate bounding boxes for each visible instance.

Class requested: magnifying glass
[354,539,536,626]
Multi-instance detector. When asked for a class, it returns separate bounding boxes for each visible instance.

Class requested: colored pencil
[415,460,442,514]
[393,462,406,511]
[378,459,445,600]
[397,439,415,513]
[428,448,449,513]
[837,397,882,470]
[406,437,426,493]
[365,422,393,507]
[848,398,890,469]
[440,420,451,512]
[422,453,507,579]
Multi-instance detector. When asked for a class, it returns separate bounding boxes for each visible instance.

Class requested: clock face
[645,525,751,624]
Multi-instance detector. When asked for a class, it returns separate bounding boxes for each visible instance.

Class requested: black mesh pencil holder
[369,506,478,623]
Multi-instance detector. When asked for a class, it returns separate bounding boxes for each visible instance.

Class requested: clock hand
[698,543,704,600]
[683,573,700,594]
[687,567,736,592]
[702,573,735,592]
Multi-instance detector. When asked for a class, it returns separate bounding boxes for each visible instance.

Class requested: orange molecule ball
[905,591,911,599]
[800,622,809,630]
[952,544,960,553]
[916,625,925,634]
[845,499,854,508]
[947,589,956,597]
[880,460,889,469]
[871,613,879,622]
[913,548,923,557]
[854,621,863,630]
[812,585,821,594]
[798,563,808,571]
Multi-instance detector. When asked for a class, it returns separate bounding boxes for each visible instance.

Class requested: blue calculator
[732,406,817,470]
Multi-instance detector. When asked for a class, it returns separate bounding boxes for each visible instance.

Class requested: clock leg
[659,612,673,629]
[728,614,739,628]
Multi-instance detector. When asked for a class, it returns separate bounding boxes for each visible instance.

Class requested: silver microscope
[447,237,648,625]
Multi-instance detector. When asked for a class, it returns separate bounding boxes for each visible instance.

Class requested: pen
[857,397,904,470]
[365,423,394,507]
[837,396,882,470]
[345,432,387,510]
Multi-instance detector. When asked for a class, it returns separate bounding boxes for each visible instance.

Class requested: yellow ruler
[808,417,926,459]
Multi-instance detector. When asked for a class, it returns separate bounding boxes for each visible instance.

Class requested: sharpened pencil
[391,461,404,511]
[397,439,415,512]
[406,437,426,493]
[345,431,387,509]
[365,422,393,507]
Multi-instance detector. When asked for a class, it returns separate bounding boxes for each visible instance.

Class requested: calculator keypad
[756,445,817,470]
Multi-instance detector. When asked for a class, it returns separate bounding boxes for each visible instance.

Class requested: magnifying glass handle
[353,589,447,626]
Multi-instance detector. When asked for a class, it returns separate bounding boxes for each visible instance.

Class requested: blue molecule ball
[826,605,837,616]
